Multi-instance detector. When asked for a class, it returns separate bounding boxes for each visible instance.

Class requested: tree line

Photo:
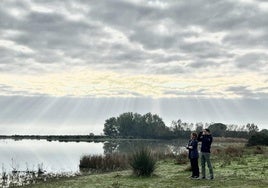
[103,112,267,141]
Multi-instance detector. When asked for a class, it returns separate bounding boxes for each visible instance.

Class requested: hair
[191,132,198,138]
[205,129,210,133]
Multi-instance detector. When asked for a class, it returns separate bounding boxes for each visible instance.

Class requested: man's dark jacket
[197,132,213,153]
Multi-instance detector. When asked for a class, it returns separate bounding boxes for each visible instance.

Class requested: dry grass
[213,137,247,143]
[79,153,129,172]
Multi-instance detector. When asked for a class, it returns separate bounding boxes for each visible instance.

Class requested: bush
[129,148,157,177]
[247,133,268,146]
[253,146,265,154]
[212,146,244,158]
[224,146,244,157]
[175,152,188,165]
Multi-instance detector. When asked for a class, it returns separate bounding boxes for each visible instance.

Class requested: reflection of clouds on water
[0,139,104,173]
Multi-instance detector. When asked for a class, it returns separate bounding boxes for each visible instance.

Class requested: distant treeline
[1,112,267,145]
[103,112,267,140]
[0,135,108,142]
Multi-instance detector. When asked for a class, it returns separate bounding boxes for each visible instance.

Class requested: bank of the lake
[22,145,268,188]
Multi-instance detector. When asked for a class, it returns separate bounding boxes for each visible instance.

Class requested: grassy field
[22,145,268,188]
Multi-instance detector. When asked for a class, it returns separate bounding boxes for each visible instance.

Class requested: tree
[103,117,118,137]
[142,113,169,138]
[103,112,172,139]
[195,122,204,133]
[260,129,268,135]
[208,123,227,137]
[117,112,137,137]
[246,123,259,136]
[170,119,191,138]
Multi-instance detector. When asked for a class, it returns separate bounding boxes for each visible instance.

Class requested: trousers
[201,152,214,178]
[190,158,199,177]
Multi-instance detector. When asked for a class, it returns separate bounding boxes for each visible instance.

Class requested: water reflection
[103,139,187,155]
[0,139,103,173]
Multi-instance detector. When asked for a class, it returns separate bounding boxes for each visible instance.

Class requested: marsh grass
[79,150,178,174]
[213,137,247,143]
[79,153,129,172]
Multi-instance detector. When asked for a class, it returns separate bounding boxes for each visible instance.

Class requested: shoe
[201,177,206,179]
[209,177,214,180]
[191,176,199,180]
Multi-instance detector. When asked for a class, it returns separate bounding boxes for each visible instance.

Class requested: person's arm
[186,140,193,149]
[192,140,198,150]
[187,145,193,149]
[197,132,203,142]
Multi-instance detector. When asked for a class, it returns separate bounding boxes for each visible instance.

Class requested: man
[197,129,214,180]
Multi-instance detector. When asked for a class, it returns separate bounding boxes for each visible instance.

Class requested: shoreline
[0,135,248,143]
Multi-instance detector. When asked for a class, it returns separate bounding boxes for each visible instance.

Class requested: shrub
[253,146,265,154]
[212,146,244,158]
[212,146,244,167]
[247,133,268,146]
[129,148,157,177]
[224,146,244,157]
[175,152,188,165]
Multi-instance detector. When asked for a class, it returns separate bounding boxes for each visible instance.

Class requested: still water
[0,139,187,174]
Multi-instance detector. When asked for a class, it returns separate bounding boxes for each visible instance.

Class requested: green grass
[22,146,268,188]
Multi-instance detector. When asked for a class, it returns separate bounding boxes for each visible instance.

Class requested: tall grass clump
[129,148,156,177]
[79,153,129,172]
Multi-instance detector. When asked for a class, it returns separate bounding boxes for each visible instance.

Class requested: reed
[79,153,129,172]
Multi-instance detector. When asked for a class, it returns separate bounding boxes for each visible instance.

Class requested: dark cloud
[187,60,219,69]
[0,84,12,92]
[223,31,268,48]
[235,53,268,71]
[226,86,268,99]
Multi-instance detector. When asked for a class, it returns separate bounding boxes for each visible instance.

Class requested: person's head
[202,129,211,135]
[191,132,198,139]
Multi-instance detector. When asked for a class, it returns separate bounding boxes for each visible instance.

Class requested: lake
[0,139,187,174]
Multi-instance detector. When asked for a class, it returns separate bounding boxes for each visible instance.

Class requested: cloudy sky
[0,0,268,134]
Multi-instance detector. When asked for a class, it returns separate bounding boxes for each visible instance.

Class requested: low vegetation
[79,153,129,172]
[129,148,156,177]
[79,148,157,177]
[21,145,268,188]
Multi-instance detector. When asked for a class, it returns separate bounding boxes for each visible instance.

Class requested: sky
[0,0,268,135]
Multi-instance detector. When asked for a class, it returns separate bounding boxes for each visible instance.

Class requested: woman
[186,132,200,179]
